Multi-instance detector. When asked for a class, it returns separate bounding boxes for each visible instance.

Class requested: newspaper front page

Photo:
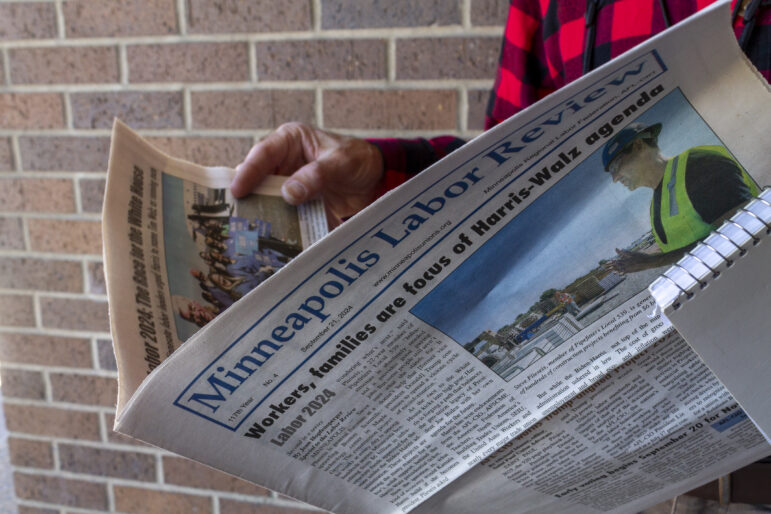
[103,127,327,408]
[105,3,771,513]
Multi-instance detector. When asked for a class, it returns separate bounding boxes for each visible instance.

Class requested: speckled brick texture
[471,0,510,26]
[39,296,110,331]
[0,137,13,170]
[0,368,46,399]
[322,0,461,28]
[58,444,156,481]
[0,93,65,129]
[71,91,184,129]
[186,0,312,34]
[0,333,92,367]
[0,257,83,291]
[8,46,120,84]
[0,3,57,40]
[8,438,54,469]
[0,178,75,213]
[127,42,249,83]
[78,177,106,213]
[27,218,103,254]
[19,136,110,171]
[0,1,504,512]
[256,39,387,81]
[114,486,213,514]
[163,457,271,495]
[49,373,117,406]
[146,136,253,167]
[0,294,35,327]
[63,0,179,38]
[192,90,316,129]
[324,89,458,130]
[14,473,108,509]
[0,218,25,249]
[4,405,101,440]
[397,37,501,79]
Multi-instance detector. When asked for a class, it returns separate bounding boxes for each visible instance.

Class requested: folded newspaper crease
[104,3,771,513]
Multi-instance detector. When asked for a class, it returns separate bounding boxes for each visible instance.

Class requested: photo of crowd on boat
[163,174,303,341]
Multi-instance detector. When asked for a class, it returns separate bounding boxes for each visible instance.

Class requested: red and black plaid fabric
[370,0,770,196]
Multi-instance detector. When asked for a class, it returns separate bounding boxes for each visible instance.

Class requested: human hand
[230,122,384,227]
[605,248,656,274]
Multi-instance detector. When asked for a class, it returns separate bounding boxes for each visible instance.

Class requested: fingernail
[282,181,307,203]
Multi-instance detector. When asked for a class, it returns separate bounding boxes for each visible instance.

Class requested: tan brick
[471,0,509,26]
[87,261,105,294]
[0,3,58,40]
[0,294,35,327]
[8,438,54,469]
[59,444,156,481]
[19,136,110,172]
[0,368,45,399]
[147,136,252,167]
[0,333,92,367]
[114,486,213,514]
[79,177,106,213]
[4,404,100,440]
[28,218,102,255]
[468,89,490,130]
[64,0,178,37]
[104,412,151,447]
[322,0,460,28]
[128,43,248,83]
[163,456,270,495]
[9,46,119,85]
[72,91,184,129]
[14,472,108,510]
[97,338,117,371]
[187,0,311,33]
[0,93,65,129]
[324,90,458,130]
[0,217,25,250]
[397,37,500,79]
[18,506,59,514]
[50,373,117,406]
[20,178,75,212]
[40,296,109,332]
[219,499,317,514]
[0,137,13,170]
[0,178,75,213]
[256,39,386,81]
[0,257,83,292]
[192,90,315,129]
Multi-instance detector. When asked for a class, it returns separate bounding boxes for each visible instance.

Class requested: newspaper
[105,3,771,513]
[103,127,327,408]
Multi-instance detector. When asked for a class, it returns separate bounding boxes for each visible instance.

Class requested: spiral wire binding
[649,186,771,311]
[739,206,771,233]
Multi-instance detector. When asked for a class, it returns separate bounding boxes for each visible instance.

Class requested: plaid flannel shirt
[370,0,770,197]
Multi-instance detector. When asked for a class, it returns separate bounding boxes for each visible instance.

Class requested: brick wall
[0,0,506,512]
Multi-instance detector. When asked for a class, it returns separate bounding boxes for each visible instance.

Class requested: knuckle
[276,121,305,134]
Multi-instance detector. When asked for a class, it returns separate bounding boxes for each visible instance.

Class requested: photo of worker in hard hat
[410,88,760,382]
[603,122,759,274]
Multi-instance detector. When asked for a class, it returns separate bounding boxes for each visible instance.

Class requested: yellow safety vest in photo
[650,145,759,253]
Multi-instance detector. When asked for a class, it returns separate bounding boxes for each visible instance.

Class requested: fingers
[282,160,325,205]
[230,130,292,198]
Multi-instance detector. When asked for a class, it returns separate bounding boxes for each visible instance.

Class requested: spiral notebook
[649,188,771,441]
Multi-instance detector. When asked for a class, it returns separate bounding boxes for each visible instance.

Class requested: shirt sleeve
[485,1,560,129]
[685,150,756,224]
[367,136,466,198]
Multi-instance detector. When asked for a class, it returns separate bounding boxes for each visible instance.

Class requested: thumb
[281,160,324,205]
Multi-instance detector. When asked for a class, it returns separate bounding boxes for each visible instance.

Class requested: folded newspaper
[104,4,771,513]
